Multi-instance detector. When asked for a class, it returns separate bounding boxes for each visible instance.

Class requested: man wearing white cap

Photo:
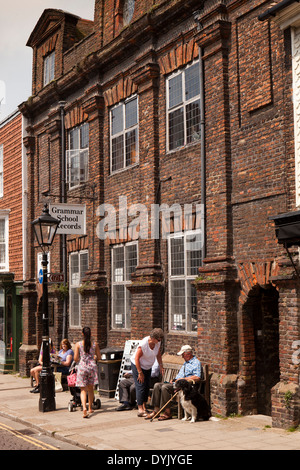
[145,345,201,421]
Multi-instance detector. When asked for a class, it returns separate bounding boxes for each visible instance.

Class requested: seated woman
[30,339,55,393]
[56,339,74,375]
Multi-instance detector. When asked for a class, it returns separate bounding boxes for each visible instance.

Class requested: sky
[0,0,95,121]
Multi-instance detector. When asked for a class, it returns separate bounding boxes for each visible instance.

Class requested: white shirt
[131,336,161,370]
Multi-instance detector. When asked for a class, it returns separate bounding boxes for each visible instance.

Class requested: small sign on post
[48,273,65,283]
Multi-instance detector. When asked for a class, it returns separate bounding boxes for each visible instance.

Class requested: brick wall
[19,0,300,427]
[0,112,23,281]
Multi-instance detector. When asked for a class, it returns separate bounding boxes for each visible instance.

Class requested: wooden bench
[160,353,210,419]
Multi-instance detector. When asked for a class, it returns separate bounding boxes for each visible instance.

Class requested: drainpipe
[193,9,206,260]
[59,101,67,339]
[22,115,28,281]
[199,46,206,260]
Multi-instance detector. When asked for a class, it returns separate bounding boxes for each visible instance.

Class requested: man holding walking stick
[145,345,201,421]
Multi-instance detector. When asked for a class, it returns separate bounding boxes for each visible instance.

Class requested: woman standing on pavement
[131,328,164,417]
[74,327,101,418]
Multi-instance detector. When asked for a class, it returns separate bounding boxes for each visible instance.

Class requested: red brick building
[0,110,24,372]
[18,0,300,427]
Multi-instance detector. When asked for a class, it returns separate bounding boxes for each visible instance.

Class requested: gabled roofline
[26,9,81,47]
[0,109,20,129]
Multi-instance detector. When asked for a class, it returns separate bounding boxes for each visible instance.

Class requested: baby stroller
[68,361,101,412]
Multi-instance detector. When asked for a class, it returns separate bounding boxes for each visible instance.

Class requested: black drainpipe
[199,46,206,260]
[59,100,67,340]
[194,9,206,260]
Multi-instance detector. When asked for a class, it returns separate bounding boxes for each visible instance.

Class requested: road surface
[0,416,83,450]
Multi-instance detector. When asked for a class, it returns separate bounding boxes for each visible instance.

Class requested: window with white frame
[168,231,202,332]
[110,95,138,173]
[66,122,89,189]
[0,214,9,272]
[0,145,3,198]
[43,51,55,86]
[167,60,201,151]
[111,242,138,329]
[69,250,88,327]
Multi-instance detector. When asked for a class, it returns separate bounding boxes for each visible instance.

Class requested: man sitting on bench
[145,345,201,421]
[116,359,161,411]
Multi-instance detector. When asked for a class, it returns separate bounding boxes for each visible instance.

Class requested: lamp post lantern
[32,203,60,412]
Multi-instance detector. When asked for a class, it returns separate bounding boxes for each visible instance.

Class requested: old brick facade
[18,0,300,428]
[0,111,24,372]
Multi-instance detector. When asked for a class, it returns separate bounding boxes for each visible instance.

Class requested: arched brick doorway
[238,262,280,415]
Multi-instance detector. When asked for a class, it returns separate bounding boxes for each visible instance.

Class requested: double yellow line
[0,422,58,450]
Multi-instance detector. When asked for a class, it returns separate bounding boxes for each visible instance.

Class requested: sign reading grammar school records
[49,203,86,235]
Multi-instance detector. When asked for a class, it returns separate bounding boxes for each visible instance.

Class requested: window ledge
[109,162,139,177]
[168,330,197,335]
[166,139,201,156]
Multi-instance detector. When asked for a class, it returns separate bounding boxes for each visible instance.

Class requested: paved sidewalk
[0,373,299,451]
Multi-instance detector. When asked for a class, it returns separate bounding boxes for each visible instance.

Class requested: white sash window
[168,231,202,332]
[110,96,138,173]
[67,123,89,189]
[167,60,201,152]
[69,250,88,327]
[111,242,138,329]
[43,51,55,86]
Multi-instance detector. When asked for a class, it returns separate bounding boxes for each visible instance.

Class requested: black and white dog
[175,379,211,423]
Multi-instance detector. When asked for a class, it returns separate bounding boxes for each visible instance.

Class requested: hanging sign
[49,203,86,235]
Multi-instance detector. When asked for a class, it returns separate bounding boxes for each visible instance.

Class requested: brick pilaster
[270,257,300,428]
[195,257,240,417]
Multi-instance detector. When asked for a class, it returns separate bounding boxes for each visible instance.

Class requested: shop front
[0,275,22,373]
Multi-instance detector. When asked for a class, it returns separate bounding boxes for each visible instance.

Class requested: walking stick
[150,390,180,422]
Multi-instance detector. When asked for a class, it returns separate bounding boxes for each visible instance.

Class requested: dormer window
[123,0,135,25]
[43,51,55,86]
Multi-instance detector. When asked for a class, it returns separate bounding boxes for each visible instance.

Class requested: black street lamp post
[32,203,60,412]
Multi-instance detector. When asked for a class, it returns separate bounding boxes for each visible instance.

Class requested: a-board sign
[114,340,140,400]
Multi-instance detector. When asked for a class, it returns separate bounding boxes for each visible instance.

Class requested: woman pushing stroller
[74,327,101,418]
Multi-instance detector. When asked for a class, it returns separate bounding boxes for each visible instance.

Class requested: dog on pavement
[174,379,211,423]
